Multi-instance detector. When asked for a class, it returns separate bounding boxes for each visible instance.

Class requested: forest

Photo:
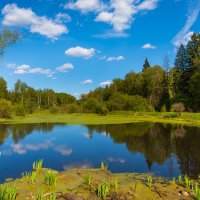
[0,32,200,118]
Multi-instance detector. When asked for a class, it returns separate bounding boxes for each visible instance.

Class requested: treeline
[0,79,76,118]
[0,33,200,118]
[79,33,200,113]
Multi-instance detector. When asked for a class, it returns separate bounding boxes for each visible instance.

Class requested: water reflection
[0,122,200,181]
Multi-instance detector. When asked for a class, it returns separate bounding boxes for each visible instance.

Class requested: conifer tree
[142,58,151,71]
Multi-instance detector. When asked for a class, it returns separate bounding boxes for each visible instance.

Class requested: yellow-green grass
[0,111,200,126]
[1,168,195,200]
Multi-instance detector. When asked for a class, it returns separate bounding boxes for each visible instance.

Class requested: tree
[0,77,8,98]
[142,58,151,72]
[0,29,21,56]
[0,99,13,118]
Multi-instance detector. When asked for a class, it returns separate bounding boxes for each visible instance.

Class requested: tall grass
[97,182,110,200]
[33,160,43,171]
[147,176,153,188]
[44,171,57,186]
[0,184,17,200]
[22,171,37,183]
[83,173,92,187]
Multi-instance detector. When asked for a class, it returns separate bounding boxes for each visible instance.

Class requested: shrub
[14,104,26,117]
[66,103,82,113]
[172,102,185,116]
[50,106,59,114]
[0,98,13,118]
[83,98,100,113]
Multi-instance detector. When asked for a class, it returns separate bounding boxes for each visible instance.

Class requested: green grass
[33,160,43,171]
[0,184,17,200]
[44,171,57,186]
[0,111,200,126]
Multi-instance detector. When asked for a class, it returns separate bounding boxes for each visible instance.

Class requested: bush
[96,105,109,115]
[83,98,100,113]
[50,106,60,114]
[66,103,83,113]
[172,102,185,116]
[0,98,13,118]
[14,104,26,117]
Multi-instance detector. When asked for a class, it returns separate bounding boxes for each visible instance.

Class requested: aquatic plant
[184,175,191,188]
[113,178,118,189]
[44,171,57,186]
[22,171,36,183]
[194,183,200,200]
[0,184,17,200]
[178,175,182,183]
[147,176,153,188]
[97,181,110,200]
[101,162,108,170]
[83,173,92,187]
[33,160,43,171]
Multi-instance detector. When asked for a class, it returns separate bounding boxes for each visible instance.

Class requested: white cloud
[174,31,194,47]
[54,145,72,156]
[100,80,113,87]
[2,4,68,40]
[56,63,74,72]
[142,43,157,49]
[65,46,95,59]
[137,0,159,11]
[172,0,200,46]
[29,68,54,77]
[82,79,93,84]
[55,13,71,23]
[12,64,54,77]
[106,56,125,61]
[95,0,159,34]
[64,0,104,13]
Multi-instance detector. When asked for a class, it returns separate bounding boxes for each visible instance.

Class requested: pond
[0,122,200,182]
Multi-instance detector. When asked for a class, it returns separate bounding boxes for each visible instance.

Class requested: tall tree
[142,58,151,72]
[0,77,8,98]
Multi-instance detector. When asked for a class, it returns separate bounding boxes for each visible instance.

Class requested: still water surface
[0,122,200,182]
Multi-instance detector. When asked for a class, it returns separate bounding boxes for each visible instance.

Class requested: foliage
[83,173,92,187]
[44,171,56,186]
[147,176,153,188]
[33,160,43,171]
[0,184,17,200]
[97,181,110,199]
[0,98,13,118]
[172,103,185,116]
[14,104,26,117]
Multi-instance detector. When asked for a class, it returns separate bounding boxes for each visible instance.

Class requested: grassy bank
[0,111,200,126]
[1,166,197,200]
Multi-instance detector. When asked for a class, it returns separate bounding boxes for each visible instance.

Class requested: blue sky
[0,0,200,97]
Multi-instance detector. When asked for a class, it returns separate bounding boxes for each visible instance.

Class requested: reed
[22,171,36,183]
[33,160,43,171]
[147,176,153,188]
[97,181,110,200]
[101,162,108,170]
[0,184,17,200]
[44,171,57,186]
[83,173,92,187]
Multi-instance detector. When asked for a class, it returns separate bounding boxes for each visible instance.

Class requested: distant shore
[0,111,200,126]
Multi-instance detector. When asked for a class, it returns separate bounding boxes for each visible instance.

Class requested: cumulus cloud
[12,64,54,78]
[172,0,200,46]
[65,46,95,59]
[2,4,68,40]
[82,79,93,84]
[56,63,74,72]
[106,56,125,61]
[55,13,71,23]
[64,0,104,13]
[95,0,159,34]
[100,80,113,87]
[142,43,157,49]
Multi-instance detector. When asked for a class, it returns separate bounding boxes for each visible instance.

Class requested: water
[0,122,200,182]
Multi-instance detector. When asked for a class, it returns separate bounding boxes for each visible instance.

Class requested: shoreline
[0,112,200,127]
[1,167,196,200]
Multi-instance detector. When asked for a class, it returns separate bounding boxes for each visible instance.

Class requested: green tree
[142,58,151,72]
[0,99,13,118]
[0,77,8,98]
[0,29,20,56]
